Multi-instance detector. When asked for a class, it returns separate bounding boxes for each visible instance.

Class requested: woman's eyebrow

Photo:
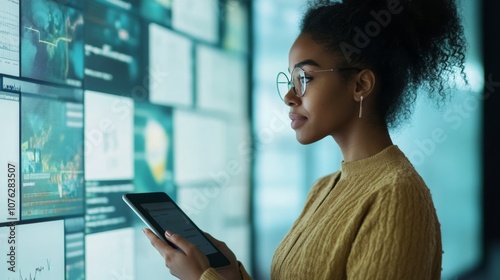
[289,59,321,73]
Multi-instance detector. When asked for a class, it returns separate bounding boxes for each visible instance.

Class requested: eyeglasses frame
[276,67,362,100]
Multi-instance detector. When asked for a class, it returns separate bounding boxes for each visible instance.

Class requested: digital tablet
[122,192,231,268]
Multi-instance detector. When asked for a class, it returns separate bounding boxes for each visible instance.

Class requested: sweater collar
[340,145,405,179]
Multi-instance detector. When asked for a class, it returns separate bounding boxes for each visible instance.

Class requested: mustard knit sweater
[201,145,442,280]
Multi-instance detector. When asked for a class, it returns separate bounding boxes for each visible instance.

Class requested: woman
[144,0,467,279]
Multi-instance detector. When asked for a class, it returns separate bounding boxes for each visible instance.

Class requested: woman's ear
[353,69,376,102]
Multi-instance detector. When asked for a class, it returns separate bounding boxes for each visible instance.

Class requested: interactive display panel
[0,89,19,223]
[20,81,84,220]
[172,0,218,43]
[21,0,84,87]
[84,90,134,181]
[0,220,65,280]
[149,23,193,107]
[141,0,172,26]
[84,0,142,96]
[0,0,20,76]
[85,227,135,280]
[223,0,248,53]
[85,181,134,234]
[65,217,85,280]
[174,110,227,184]
[134,102,175,194]
[96,0,139,11]
[196,45,247,115]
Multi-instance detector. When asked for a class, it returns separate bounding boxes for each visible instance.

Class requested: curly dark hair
[301,0,467,128]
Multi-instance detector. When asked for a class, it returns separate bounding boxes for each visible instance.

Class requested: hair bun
[340,0,460,50]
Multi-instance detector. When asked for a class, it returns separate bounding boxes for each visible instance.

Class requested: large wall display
[0,0,251,279]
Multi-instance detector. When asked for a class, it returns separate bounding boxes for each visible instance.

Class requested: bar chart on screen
[0,0,20,77]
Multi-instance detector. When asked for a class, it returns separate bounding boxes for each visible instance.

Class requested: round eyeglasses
[276,67,361,100]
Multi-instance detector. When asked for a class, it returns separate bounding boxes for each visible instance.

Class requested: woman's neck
[332,119,393,163]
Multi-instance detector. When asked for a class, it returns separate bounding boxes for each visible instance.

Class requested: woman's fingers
[144,229,210,269]
[165,231,198,255]
[204,232,223,247]
[143,228,176,259]
[144,229,238,279]
[203,232,243,279]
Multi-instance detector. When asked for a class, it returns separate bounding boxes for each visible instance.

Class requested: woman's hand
[144,229,210,280]
[204,232,242,280]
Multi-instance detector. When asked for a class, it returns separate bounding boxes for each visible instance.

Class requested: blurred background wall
[252,0,498,279]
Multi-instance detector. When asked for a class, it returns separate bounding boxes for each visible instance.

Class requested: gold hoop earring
[359,96,363,119]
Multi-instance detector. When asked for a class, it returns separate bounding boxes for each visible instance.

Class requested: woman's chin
[295,133,319,145]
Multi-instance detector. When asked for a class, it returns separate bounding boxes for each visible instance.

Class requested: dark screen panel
[84,1,142,96]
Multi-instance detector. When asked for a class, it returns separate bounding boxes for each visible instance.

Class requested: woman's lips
[289,113,307,129]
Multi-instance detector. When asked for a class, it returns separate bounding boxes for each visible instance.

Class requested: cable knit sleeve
[346,181,442,280]
[200,268,225,280]
[200,262,252,280]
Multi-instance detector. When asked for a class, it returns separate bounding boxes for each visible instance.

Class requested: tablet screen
[141,201,217,255]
